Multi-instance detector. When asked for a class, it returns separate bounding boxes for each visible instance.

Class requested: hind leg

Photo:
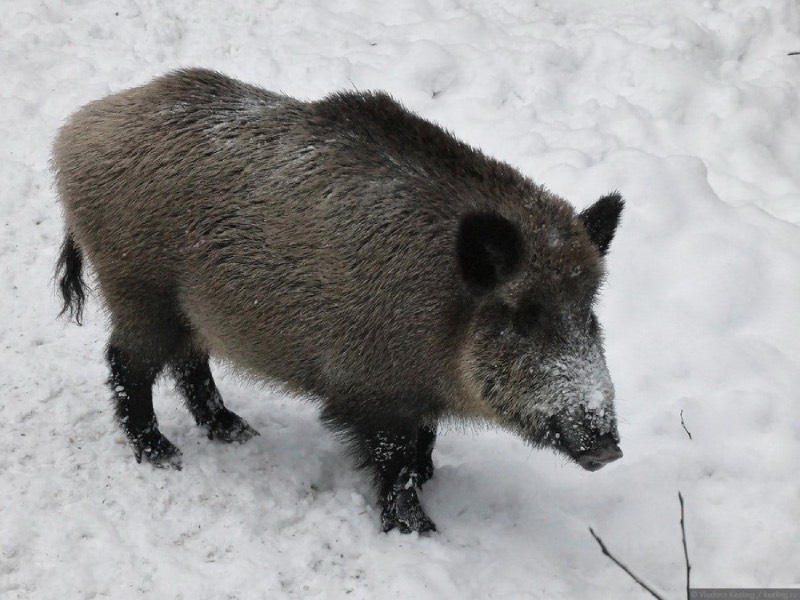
[170,353,259,443]
[105,287,187,468]
[108,343,182,469]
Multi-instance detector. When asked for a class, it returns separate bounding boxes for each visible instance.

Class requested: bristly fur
[51,68,623,533]
[55,233,86,325]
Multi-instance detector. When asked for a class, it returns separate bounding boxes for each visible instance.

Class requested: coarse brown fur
[53,69,624,533]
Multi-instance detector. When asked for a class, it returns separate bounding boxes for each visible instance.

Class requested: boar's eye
[514,300,545,336]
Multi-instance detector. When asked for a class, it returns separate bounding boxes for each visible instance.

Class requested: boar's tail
[55,232,87,325]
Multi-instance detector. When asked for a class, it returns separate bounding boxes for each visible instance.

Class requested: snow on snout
[543,341,615,433]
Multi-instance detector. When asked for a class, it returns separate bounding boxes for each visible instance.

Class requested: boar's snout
[575,434,622,471]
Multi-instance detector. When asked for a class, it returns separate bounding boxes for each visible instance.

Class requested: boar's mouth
[538,415,622,472]
[572,433,623,471]
[510,409,623,471]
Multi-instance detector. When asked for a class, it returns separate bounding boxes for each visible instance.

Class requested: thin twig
[679,492,691,599]
[788,51,800,56]
[589,528,666,600]
[680,410,693,440]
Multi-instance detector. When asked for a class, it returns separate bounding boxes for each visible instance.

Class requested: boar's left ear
[457,212,523,293]
[579,192,624,256]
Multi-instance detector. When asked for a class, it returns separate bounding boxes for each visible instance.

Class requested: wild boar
[53,69,624,533]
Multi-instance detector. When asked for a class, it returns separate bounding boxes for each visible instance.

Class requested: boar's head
[457,193,624,471]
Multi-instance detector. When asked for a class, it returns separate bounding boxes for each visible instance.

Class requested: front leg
[321,404,438,534]
[415,424,437,487]
[366,428,437,534]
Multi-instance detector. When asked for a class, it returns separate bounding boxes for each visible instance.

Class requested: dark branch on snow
[590,493,693,599]
[679,492,691,599]
[680,410,693,440]
[588,527,666,600]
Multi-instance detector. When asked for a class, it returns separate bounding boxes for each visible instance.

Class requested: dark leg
[104,284,193,469]
[367,426,436,533]
[170,354,259,443]
[107,344,182,469]
[323,405,437,534]
[416,424,437,487]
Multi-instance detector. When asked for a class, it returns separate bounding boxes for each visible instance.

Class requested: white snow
[2,0,799,598]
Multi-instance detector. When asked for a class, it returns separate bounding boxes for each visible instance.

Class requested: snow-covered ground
[2,1,799,598]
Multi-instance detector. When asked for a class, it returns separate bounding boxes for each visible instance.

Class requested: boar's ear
[457,212,523,293]
[579,192,624,256]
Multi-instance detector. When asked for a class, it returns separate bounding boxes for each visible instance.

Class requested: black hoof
[381,487,437,534]
[133,431,183,470]
[204,408,260,444]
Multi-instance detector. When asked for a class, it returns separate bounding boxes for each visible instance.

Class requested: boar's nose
[576,434,623,472]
